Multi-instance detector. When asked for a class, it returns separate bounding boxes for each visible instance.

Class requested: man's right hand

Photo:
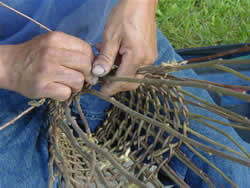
[0,32,96,101]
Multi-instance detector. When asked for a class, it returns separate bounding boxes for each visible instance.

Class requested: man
[0,0,249,187]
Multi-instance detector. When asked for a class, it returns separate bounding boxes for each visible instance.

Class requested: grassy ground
[157,0,250,49]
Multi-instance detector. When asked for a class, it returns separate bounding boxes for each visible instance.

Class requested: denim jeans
[0,30,249,188]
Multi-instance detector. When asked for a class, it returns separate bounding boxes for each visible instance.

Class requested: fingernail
[92,65,105,76]
[91,76,99,85]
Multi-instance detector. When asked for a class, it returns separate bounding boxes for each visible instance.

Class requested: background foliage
[157,0,250,49]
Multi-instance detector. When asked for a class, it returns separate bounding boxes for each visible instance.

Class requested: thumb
[92,40,120,77]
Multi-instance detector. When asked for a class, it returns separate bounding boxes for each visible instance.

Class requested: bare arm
[92,0,159,96]
[0,45,13,90]
[0,32,97,101]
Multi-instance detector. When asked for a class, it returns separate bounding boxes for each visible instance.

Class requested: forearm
[121,0,158,9]
[139,0,158,6]
[0,45,9,89]
[134,0,158,7]
[0,45,16,91]
[153,0,159,5]
[133,0,158,4]
[121,0,158,20]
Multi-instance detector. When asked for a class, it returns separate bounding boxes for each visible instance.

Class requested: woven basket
[47,61,250,188]
[0,2,249,187]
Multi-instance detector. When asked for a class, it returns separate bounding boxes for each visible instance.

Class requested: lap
[0,90,48,187]
[0,30,249,187]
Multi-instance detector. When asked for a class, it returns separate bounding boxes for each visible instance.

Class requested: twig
[75,94,98,188]
[50,121,71,187]
[116,91,250,162]
[85,151,96,188]
[177,88,250,123]
[84,89,250,167]
[213,64,250,82]
[186,128,248,160]
[174,149,216,188]
[157,88,249,159]
[119,90,250,130]
[167,75,250,90]
[171,94,250,128]
[0,1,52,32]
[185,144,237,188]
[0,98,45,131]
[57,120,110,188]
[75,95,91,135]
[104,76,250,102]
[48,147,55,188]
[171,59,250,72]
[138,59,250,74]
[64,103,148,188]
[193,118,250,159]
[187,45,250,63]
[161,163,190,188]
[189,112,249,130]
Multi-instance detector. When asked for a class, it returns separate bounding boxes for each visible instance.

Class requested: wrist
[124,0,158,6]
[132,0,158,13]
[140,0,158,5]
[153,0,159,5]
[0,45,16,91]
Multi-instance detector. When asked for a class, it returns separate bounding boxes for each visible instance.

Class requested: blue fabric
[197,71,250,106]
[0,0,88,43]
[0,0,118,45]
[0,1,249,187]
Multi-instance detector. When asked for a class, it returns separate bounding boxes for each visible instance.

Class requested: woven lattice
[46,60,250,188]
[0,2,249,188]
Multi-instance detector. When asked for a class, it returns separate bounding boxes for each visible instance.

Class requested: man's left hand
[92,0,158,96]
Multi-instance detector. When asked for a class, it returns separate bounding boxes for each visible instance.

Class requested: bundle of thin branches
[0,2,250,188]
[45,59,250,188]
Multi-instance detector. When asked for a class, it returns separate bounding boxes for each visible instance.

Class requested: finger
[53,66,85,92]
[95,42,122,67]
[92,38,120,77]
[100,53,141,96]
[41,31,92,53]
[101,74,143,96]
[43,47,97,85]
[43,82,72,101]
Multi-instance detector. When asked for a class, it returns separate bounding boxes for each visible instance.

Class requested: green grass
[157,0,250,49]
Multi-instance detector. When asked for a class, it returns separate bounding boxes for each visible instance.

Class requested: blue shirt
[0,0,119,45]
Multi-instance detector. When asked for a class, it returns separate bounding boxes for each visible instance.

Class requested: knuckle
[77,74,85,84]
[103,28,120,41]
[32,80,45,98]
[37,60,51,75]
[39,46,56,60]
[133,45,158,65]
[119,83,134,92]
[62,88,72,101]
[99,52,114,66]
[154,51,159,61]
[80,42,92,53]
[144,49,158,65]
[85,63,92,74]
[101,53,113,63]
[77,53,92,73]
[74,74,85,91]
[134,48,146,63]
[147,51,158,64]
[45,31,62,43]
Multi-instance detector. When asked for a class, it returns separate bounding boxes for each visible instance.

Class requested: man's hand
[92,0,158,96]
[0,32,96,101]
